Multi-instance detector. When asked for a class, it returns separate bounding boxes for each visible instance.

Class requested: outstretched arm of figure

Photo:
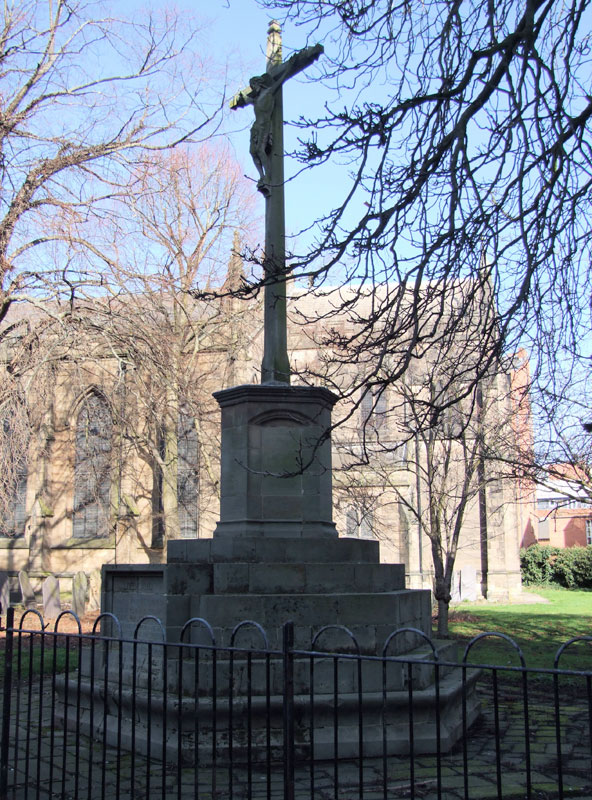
[230,44,323,110]
[230,87,254,110]
[266,44,324,93]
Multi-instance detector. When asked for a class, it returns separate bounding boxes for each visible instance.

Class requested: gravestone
[0,570,10,614]
[18,570,36,609]
[72,571,88,617]
[87,569,101,612]
[42,574,61,618]
[460,565,478,602]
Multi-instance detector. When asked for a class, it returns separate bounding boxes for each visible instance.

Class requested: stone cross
[231,22,323,384]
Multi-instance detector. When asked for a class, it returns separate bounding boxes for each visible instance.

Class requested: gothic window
[177,412,199,539]
[393,440,407,465]
[152,412,199,544]
[346,507,358,537]
[72,393,112,539]
[359,510,375,539]
[0,407,28,537]
[360,386,387,431]
[360,390,373,425]
[345,505,375,539]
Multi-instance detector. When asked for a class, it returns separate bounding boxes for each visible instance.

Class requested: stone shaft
[262,22,289,384]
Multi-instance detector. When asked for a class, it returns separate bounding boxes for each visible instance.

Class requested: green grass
[0,641,79,680]
[448,586,592,672]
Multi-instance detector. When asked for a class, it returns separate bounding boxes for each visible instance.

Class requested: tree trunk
[161,388,180,540]
[436,597,450,638]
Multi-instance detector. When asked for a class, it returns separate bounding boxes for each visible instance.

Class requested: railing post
[282,621,295,800]
[1,606,15,799]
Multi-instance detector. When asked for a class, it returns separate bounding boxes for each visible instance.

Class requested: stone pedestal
[102,383,432,648]
[213,384,338,539]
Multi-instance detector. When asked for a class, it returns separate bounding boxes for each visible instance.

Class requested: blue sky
[126,0,340,257]
[209,1,338,254]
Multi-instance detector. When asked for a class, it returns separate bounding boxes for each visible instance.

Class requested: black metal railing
[1,606,591,800]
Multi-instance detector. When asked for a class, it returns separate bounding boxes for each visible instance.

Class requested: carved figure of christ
[231,22,323,384]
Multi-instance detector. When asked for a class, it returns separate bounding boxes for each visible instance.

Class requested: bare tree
[303,280,531,634]
[333,352,528,636]
[406,371,525,636]
[0,0,228,532]
[0,305,68,532]
[254,0,591,421]
[0,0,218,331]
[0,380,30,532]
[66,145,260,543]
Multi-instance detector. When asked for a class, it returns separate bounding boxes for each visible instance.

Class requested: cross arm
[267,43,324,87]
[230,42,324,111]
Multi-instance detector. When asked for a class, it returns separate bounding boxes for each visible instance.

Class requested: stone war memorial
[96,22,479,760]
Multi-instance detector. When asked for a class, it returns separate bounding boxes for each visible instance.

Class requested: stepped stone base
[102,536,430,651]
[95,533,481,759]
[59,646,481,761]
[96,383,479,759]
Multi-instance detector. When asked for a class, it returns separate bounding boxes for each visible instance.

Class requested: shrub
[553,547,592,589]
[520,544,558,585]
[520,544,592,588]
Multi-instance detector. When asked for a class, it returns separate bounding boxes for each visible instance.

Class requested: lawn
[0,608,90,680]
[447,586,592,672]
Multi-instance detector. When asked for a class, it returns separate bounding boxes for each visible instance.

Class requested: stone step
[210,561,406,594]
[160,589,431,651]
[87,638,459,695]
[165,561,405,599]
[59,659,481,761]
[167,535,380,565]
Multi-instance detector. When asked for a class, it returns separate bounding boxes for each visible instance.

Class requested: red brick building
[533,467,592,548]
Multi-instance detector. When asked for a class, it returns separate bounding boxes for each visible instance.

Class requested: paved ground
[2,675,591,800]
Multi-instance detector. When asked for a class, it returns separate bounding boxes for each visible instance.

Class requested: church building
[0,254,530,604]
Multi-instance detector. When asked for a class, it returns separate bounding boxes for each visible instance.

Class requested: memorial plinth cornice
[213,383,338,409]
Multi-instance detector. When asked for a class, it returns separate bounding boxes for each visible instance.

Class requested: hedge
[520,544,592,589]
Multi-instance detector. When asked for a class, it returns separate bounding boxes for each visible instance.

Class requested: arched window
[346,507,358,537]
[72,393,112,539]
[0,405,28,537]
[360,386,387,432]
[152,411,199,545]
[345,505,375,539]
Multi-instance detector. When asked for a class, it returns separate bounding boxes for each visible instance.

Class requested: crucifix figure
[231,21,323,384]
